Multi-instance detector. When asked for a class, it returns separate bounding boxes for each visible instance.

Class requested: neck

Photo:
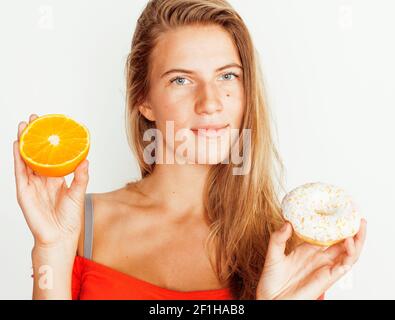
[136,163,211,218]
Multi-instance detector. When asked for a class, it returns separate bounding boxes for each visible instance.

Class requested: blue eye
[169,72,239,86]
[220,72,239,81]
[170,77,191,86]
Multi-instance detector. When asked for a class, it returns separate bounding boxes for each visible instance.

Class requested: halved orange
[19,114,90,177]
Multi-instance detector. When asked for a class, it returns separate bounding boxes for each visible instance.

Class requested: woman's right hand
[13,114,89,250]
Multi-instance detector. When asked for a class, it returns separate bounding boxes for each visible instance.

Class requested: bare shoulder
[74,182,226,291]
[76,182,147,258]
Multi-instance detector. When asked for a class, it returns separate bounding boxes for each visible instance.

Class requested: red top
[72,255,234,300]
[71,255,325,300]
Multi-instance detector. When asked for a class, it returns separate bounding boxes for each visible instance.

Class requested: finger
[28,114,39,176]
[321,240,347,263]
[13,140,28,191]
[286,238,355,300]
[281,260,346,300]
[343,219,367,267]
[45,177,67,204]
[344,237,356,257]
[68,159,89,201]
[29,113,38,123]
[295,240,343,277]
[17,114,39,141]
[46,176,66,190]
[299,239,348,279]
[338,237,356,268]
[330,260,352,282]
[304,260,351,299]
[18,121,27,140]
[321,237,356,270]
[354,219,367,255]
[17,120,35,176]
[267,222,293,262]
[305,259,352,299]
[295,241,326,257]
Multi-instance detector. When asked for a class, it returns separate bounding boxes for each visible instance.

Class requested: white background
[0,0,394,299]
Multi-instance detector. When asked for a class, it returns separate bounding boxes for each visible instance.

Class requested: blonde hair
[125,0,297,299]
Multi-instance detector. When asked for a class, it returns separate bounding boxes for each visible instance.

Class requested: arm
[31,242,77,300]
[13,114,89,300]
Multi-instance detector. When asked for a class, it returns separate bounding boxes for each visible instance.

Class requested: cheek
[153,104,193,144]
[153,89,193,121]
[225,91,244,127]
[156,107,192,136]
[149,85,181,117]
[150,104,190,137]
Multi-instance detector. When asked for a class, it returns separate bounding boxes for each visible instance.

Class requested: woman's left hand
[256,219,367,300]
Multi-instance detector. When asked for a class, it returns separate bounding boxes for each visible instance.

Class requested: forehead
[150,24,241,74]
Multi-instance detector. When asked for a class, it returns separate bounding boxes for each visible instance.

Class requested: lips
[191,124,230,138]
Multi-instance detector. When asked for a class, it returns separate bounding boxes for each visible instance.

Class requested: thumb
[267,222,293,262]
[68,159,89,200]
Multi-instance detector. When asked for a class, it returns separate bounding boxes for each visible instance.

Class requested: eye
[169,72,239,86]
[219,72,239,81]
[170,76,192,86]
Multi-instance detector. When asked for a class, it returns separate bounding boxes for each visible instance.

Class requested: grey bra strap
[83,193,94,260]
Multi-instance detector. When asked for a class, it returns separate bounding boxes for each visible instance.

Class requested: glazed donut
[281,182,361,246]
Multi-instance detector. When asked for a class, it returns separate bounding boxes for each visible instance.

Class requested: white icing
[281,182,361,243]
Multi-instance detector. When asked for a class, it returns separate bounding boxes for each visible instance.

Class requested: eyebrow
[160,63,243,78]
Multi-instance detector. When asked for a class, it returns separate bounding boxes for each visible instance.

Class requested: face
[139,24,245,165]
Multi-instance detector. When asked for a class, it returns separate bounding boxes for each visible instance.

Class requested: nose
[195,82,223,115]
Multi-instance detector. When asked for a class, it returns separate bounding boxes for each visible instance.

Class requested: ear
[138,103,156,122]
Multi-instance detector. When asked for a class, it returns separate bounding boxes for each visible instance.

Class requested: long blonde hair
[125,0,296,299]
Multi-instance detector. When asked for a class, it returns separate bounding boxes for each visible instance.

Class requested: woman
[13,0,366,300]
